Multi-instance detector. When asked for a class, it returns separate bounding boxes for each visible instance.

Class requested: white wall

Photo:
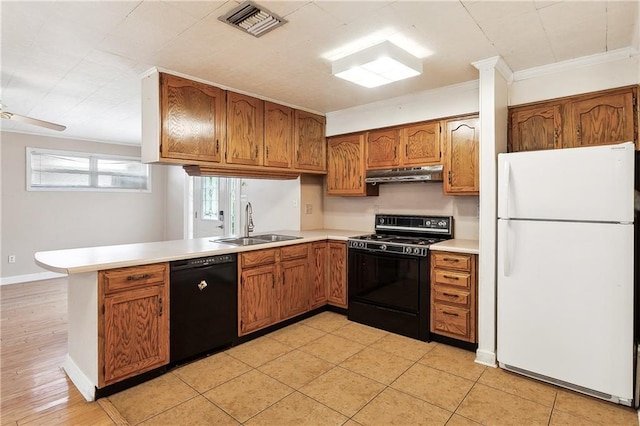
[240,177,301,234]
[164,164,189,240]
[0,132,167,280]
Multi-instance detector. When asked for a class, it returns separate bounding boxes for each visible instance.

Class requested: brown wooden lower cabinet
[430,251,477,343]
[310,241,328,309]
[238,244,310,336]
[238,240,348,336]
[98,263,169,387]
[238,263,278,336]
[327,241,347,308]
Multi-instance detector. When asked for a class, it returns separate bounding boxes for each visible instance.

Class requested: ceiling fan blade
[3,112,66,131]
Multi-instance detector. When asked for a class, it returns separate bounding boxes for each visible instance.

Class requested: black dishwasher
[170,253,237,365]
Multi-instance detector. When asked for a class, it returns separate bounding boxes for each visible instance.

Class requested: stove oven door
[347,247,429,340]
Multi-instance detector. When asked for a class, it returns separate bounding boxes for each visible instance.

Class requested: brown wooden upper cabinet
[508,86,638,152]
[366,121,441,169]
[327,133,378,196]
[226,92,264,166]
[264,101,293,169]
[294,110,326,172]
[143,71,326,176]
[403,121,442,166]
[443,116,479,195]
[160,73,226,163]
[509,104,561,152]
[569,90,635,148]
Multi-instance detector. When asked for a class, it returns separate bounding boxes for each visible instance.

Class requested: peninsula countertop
[35,229,368,275]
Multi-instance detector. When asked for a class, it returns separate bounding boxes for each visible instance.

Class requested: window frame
[26,147,152,193]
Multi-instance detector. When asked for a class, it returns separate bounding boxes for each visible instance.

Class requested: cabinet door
[367,128,401,169]
[327,134,367,196]
[443,117,479,195]
[509,104,561,152]
[100,285,168,386]
[327,242,347,308]
[264,102,293,169]
[279,258,310,320]
[161,73,225,163]
[310,242,328,310]
[402,121,441,166]
[294,110,326,171]
[226,92,264,166]
[239,264,277,335]
[569,90,635,148]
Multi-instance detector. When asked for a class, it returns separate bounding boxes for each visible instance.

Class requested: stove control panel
[375,214,452,236]
[348,240,429,257]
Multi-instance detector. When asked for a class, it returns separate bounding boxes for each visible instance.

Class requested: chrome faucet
[245,202,254,237]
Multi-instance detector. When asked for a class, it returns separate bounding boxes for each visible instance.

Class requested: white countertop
[35,229,368,275]
[429,239,479,255]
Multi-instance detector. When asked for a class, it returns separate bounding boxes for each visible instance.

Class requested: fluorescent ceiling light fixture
[332,41,423,88]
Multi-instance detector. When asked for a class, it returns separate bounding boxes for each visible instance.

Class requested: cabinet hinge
[102,305,105,315]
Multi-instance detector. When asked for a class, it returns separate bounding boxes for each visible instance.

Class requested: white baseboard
[0,271,67,286]
[63,355,96,402]
[475,349,497,367]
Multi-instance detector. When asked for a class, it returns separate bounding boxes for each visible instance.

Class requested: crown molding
[472,56,514,84]
[513,47,638,81]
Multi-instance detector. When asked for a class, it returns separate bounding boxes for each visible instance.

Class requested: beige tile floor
[107,312,639,425]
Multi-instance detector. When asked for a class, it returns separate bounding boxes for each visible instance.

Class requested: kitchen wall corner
[300,175,324,230]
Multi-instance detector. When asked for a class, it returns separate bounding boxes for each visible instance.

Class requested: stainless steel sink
[217,237,270,246]
[253,234,302,242]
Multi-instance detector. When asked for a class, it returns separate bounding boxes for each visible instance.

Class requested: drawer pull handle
[127,273,150,281]
[159,297,163,317]
[443,257,459,262]
[443,311,459,317]
[443,292,459,298]
[443,275,459,280]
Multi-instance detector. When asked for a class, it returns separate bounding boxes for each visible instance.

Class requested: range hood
[365,165,443,184]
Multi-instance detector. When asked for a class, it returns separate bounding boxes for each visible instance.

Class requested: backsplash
[323,182,479,239]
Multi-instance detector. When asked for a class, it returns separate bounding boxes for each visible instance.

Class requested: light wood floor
[0,278,117,425]
[2,278,639,425]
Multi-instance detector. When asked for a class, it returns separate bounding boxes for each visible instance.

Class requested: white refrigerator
[497,141,637,407]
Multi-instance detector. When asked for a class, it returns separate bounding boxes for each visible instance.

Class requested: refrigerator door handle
[502,161,511,219]
[503,220,511,277]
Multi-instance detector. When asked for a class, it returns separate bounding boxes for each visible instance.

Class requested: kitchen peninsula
[35,229,364,401]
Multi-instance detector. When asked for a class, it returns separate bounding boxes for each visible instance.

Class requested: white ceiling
[1,1,638,145]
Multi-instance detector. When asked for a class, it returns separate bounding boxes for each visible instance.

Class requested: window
[27,148,150,192]
[201,177,220,220]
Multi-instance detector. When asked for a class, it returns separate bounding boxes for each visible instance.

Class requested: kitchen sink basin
[253,234,302,242]
[217,237,270,246]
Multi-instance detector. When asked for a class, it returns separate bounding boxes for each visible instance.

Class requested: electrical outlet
[293,199,298,208]
[374,204,380,214]
[305,203,313,214]
[8,255,16,264]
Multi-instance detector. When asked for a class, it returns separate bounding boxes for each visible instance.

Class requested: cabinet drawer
[433,286,469,307]
[432,252,471,271]
[280,244,308,261]
[241,249,278,268]
[101,263,167,294]
[433,269,471,289]
[432,304,470,340]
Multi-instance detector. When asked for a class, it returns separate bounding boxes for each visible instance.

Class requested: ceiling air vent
[218,1,287,38]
